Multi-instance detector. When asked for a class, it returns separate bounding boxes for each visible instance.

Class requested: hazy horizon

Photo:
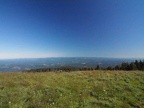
[0,0,144,59]
[0,56,144,60]
[0,57,142,72]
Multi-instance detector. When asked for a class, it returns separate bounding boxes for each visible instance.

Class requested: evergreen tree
[121,62,129,70]
[114,65,120,70]
[107,66,113,70]
[139,60,143,70]
[141,61,144,71]
[95,65,100,70]
[135,60,140,70]
[129,62,137,70]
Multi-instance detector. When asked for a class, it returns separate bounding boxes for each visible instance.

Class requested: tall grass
[0,70,144,108]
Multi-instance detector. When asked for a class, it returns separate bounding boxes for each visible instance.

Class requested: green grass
[0,70,144,108]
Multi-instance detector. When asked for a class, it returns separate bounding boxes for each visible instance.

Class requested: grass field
[0,70,144,108]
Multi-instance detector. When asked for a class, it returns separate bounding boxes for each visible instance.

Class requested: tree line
[26,60,144,72]
[112,60,144,71]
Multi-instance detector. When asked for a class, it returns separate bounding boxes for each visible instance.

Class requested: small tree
[114,65,121,70]
[107,66,113,70]
[95,65,100,70]
[135,60,140,70]
[129,62,137,70]
[121,62,129,70]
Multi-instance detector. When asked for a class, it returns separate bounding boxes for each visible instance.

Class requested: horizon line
[0,56,144,60]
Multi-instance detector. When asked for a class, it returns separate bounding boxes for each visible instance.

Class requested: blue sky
[0,0,144,59]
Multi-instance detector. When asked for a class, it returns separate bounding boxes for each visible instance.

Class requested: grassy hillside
[0,71,144,108]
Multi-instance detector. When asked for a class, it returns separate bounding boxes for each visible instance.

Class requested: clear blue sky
[0,0,144,59]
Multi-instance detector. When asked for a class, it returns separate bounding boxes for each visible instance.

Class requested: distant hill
[0,57,142,72]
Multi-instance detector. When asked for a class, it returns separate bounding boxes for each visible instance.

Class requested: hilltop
[0,70,144,108]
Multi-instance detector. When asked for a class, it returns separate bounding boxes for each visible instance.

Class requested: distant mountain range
[0,57,142,72]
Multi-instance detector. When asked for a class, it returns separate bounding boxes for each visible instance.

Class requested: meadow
[0,70,144,108]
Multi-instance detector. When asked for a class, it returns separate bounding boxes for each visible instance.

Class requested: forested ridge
[27,60,144,72]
